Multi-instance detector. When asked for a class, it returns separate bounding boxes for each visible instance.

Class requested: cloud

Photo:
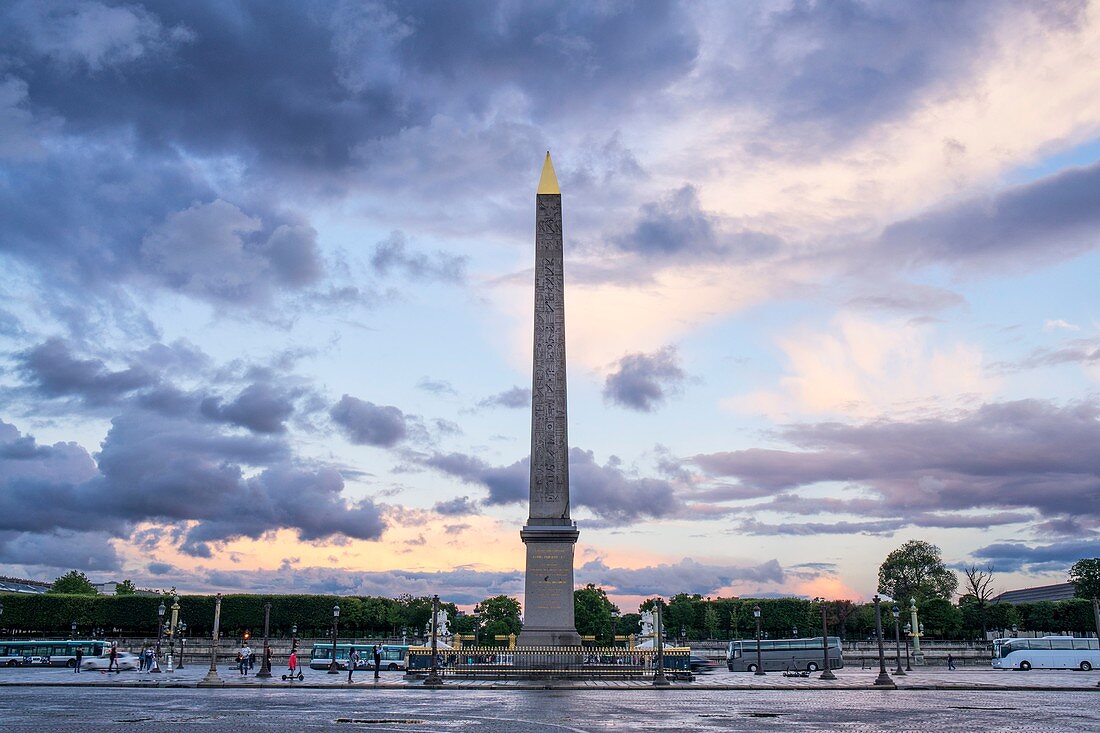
[422,447,681,525]
[0,530,120,572]
[879,159,1100,271]
[477,386,530,410]
[140,199,323,305]
[16,337,155,405]
[200,382,298,434]
[370,231,467,284]
[845,283,966,313]
[602,346,687,412]
[971,537,1100,573]
[695,399,1100,529]
[416,377,457,396]
[578,557,784,597]
[1043,319,1080,332]
[0,414,385,557]
[330,395,410,447]
[432,496,480,517]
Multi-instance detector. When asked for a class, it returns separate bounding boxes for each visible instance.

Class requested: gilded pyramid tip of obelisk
[537,151,560,195]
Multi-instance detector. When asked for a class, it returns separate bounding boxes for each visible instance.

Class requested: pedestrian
[138,646,146,671]
[108,643,120,674]
[74,646,83,673]
[947,653,956,671]
[145,646,155,672]
[347,646,359,683]
[237,646,247,676]
[242,643,253,673]
[287,648,298,680]
[373,643,382,679]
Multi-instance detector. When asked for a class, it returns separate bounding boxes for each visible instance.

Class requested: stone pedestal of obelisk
[517,153,582,647]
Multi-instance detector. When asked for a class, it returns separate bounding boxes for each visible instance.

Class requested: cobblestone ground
[1,685,1099,732]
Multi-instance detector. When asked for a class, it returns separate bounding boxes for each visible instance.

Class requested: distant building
[0,577,50,594]
[992,582,1077,604]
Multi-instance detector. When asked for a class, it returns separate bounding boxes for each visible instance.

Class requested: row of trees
[4,587,1094,642]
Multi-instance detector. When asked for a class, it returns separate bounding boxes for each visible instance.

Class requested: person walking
[242,643,253,674]
[108,644,120,674]
[373,644,382,679]
[347,646,359,683]
[137,646,146,672]
[947,653,956,671]
[74,646,83,673]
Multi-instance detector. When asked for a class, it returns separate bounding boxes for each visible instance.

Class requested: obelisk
[517,152,582,647]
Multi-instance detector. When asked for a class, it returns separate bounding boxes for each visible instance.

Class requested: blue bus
[0,640,109,668]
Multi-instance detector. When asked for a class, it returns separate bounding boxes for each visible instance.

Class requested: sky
[1,0,1099,612]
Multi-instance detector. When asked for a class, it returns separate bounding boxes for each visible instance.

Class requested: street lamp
[611,609,620,647]
[891,604,906,676]
[819,605,836,680]
[149,601,166,673]
[909,597,924,665]
[199,593,223,687]
[257,602,273,678]
[753,605,765,676]
[652,600,670,687]
[70,620,77,640]
[424,595,443,686]
[327,604,341,674]
[903,622,912,671]
[872,596,893,687]
[177,621,187,669]
[680,625,687,645]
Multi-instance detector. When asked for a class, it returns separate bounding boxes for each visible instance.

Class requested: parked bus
[0,640,109,668]
[992,636,1100,671]
[727,637,844,673]
[309,643,410,671]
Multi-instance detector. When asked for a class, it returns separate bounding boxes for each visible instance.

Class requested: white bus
[0,640,109,668]
[309,643,410,671]
[727,637,844,673]
[992,636,1100,671]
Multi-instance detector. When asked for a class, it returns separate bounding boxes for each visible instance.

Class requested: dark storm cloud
[0,414,386,556]
[694,399,1100,528]
[330,395,410,447]
[0,530,121,572]
[879,159,1100,270]
[477,387,531,410]
[971,537,1100,573]
[578,557,785,597]
[147,562,177,575]
[200,382,298,434]
[602,346,686,412]
[371,231,467,284]
[16,337,156,405]
[421,447,681,525]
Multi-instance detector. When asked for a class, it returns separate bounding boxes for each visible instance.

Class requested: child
[287,649,298,680]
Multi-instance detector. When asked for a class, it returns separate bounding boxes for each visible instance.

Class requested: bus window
[1049,638,1073,650]
[1072,639,1092,650]
[1029,639,1051,650]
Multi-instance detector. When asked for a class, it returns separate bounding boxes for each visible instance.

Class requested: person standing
[74,646,83,673]
[347,646,359,683]
[373,644,382,679]
[947,653,956,671]
[108,644,120,674]
[287,648,298,680]
[137,646,146,672]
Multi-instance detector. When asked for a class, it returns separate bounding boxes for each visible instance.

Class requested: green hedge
[0,592,448,638]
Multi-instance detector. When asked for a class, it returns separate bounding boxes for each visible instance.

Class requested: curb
[1,681,1098,692]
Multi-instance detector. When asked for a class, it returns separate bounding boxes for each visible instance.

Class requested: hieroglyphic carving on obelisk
[517,152,582,646]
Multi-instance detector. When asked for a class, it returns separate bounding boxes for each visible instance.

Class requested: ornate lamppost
[177,621,187,669]
[70,620,77,640]
[820,604,836,680]
[199,593,223,686]
[891,604,906,676]
[150,600,166,673]
[753,605,765,675]
[611,609,620,648]
[872,595,894,687]
[327,604,341,674]
[424,595,443,687]
[653,600,669,687]
[909,598,924,665]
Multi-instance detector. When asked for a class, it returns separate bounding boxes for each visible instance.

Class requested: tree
[877,540,958,603]
[1069,558,1100,599]
[474,595,522,644]
[703,604,719,639]
[920,598,962,638]
[115,580,137,596]
[573,584,617,642]
[49,570,98,595]
[961,564,996,638]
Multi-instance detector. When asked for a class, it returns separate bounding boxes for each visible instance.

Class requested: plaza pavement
[2,664,1098,691]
